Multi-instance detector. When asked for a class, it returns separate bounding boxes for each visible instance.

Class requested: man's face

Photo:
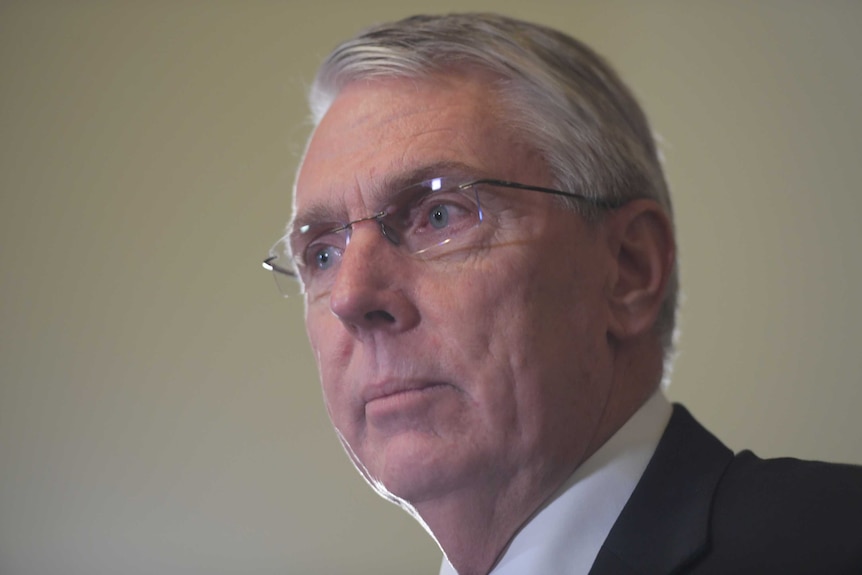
[294,74,617,508]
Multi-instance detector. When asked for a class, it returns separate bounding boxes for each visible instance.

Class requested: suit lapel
[589,405,734,575]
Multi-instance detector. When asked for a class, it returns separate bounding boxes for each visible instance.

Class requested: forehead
[292,74,544,225]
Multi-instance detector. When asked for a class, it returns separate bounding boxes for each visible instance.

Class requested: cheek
[463,243,603,399]
[305,310,354,416]
[416,270,498,372]
[420,264,531,411]
[305,302,354,364]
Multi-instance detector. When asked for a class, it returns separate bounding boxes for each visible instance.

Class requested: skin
[293,73,674,574]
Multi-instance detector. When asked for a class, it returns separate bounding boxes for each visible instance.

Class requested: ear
[604,199,676,341]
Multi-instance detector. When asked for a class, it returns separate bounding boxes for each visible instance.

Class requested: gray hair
[307,12,679,356]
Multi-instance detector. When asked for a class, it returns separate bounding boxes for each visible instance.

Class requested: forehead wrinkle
[376,160,486,198]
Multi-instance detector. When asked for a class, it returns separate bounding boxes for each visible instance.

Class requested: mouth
[362,380,451,423]
[363,380,450,405]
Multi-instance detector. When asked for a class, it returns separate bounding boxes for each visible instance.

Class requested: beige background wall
[2,1,860,573]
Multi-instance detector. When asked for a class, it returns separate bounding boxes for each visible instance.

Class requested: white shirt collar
[439,390,672,575]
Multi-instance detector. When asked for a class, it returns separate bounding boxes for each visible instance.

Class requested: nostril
[364,310,396,323]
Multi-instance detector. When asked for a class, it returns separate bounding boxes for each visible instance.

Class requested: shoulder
[594,404,862,574]
[714,450,862,539]
[720,449,862,508]
[704,445,862,572]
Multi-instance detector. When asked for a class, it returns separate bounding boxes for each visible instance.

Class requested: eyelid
[291,175,479,250]
[289,224,342,268]
[387,177,477,216]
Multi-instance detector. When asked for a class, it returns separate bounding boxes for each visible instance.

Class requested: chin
[364,433,469,505]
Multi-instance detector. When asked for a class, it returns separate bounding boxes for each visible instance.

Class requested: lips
[362,379,449,405]
[362,381,451,429]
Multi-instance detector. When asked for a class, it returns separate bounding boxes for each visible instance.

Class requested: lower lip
[365,383,449,424]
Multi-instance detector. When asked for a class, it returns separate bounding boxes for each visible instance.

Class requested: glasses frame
[262,177,626,292]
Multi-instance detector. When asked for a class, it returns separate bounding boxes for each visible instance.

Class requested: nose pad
[378,221,401,246]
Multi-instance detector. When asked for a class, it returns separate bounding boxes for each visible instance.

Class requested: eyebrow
[289,160,484,234]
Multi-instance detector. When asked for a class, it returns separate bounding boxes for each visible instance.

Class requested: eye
[385,177,482,256]
[306,243,342,271]
[411,194,476,236]
[428,204,450,229]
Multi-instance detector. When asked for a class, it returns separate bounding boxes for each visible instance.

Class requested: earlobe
[605,199,675,341]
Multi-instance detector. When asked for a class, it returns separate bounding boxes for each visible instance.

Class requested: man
[264,13,862,574]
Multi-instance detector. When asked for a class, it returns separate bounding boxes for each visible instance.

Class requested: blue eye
[311,245,341,270]
[428,204,449,229]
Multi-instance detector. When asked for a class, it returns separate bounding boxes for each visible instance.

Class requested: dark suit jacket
[589,405,862,574]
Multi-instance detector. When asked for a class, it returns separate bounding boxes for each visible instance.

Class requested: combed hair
[307,12,679,356]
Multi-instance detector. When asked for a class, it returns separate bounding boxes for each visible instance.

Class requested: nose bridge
[345,210,387,234]
[336,214,400,284]
[342,211,398,257]
[328,211,419,333]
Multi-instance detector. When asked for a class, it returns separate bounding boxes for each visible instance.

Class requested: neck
[415,463,569,575]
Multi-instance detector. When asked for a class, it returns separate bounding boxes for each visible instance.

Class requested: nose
[328,222,420,334]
